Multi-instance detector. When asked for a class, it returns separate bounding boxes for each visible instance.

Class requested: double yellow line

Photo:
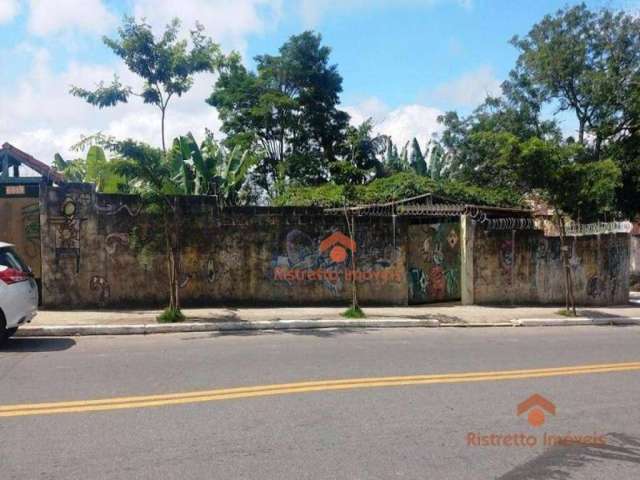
[2,361,639,418]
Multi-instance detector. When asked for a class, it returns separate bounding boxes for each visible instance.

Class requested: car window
[0,247,29,272]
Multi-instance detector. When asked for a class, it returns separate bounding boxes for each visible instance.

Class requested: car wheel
[0,315,7,345]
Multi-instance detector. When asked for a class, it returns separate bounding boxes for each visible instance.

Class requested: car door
[0,247,37,326]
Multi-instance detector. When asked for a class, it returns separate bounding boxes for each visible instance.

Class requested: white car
[0,242,38,343]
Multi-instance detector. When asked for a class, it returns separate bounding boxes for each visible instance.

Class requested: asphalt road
[1,326,640,479]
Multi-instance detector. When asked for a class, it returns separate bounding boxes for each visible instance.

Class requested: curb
[15,318,442,337]
[511,317,640,327]
[13,317,640,337]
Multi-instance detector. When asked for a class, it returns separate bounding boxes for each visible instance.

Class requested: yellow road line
[1,361,639,418]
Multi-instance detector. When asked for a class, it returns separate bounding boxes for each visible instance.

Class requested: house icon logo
[517,394,556,427]
[319,231,356,263]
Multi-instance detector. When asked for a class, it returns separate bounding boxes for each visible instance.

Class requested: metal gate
[407,221,461,304]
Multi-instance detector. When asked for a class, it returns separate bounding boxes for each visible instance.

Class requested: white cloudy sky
[0,0,628,162]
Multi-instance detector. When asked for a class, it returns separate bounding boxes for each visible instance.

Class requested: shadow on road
[497,433,640,479]
[183,327,380,340]
[1,337,76,352]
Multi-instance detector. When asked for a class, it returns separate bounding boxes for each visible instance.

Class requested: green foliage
[157,307,186,323]
[85,146,126,193]
[383,138,406,173]
[168,132,256,205]
[208,31,349,195]
[437,90,623,220]
[274,182,346,207]
[341,306,366,319]
[71,16,223,150]
[114,140,188,311]
[69,77,131,109]
[409,138,428,176]
[52,153,86,183]
[274,172,523,208]
[331,119,386,184]
[437,180,523,207]
[495,3,638,219]
[510,4,640,149]
[357,172,437,204]
[553,158,622,222]
[53,147,126,193]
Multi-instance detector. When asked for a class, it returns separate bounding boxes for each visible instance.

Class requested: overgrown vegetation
[341,306,366,319]
[157,307,186,323]
[274,172,523,208]
[61,5,640,313]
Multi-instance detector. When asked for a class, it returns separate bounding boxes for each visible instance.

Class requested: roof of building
[323,193,533,218]
[1,142,64,184]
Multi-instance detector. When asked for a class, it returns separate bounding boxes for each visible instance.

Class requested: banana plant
[52,154,87,183]
[53,146,125,193]
[169,132,256,205]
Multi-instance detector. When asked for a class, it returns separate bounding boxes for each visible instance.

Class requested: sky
[0,0,637,163]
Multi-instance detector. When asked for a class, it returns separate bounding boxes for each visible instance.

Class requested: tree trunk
[344,210,359,309]
[165,220,175,310]
[595,135,602,161]
[172,200,181,310]
[578,117,586,145]
[161,107,167,154]
[556,213,576,315]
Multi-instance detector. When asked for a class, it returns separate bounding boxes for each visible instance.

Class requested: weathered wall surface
[631,235,640,290]
[0,196,41,278]
[40,184,408,308]
[472,225,630,306]
[407,222,461,304]
[631,236,640,274]
[38,184,630,308]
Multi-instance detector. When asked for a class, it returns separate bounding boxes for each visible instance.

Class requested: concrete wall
[0,196,42,278]
[407,222,461,304]
[631,236,640,274]
[470,224,630,306]
[631,236,640,289]
[40,184,408,308]
[38,184,630,308]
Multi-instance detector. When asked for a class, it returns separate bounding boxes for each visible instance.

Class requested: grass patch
[157,307,186,323]
[557,309,578,317]
[341,305,366,319]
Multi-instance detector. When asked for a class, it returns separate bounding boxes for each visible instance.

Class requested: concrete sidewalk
[14,292,640,336]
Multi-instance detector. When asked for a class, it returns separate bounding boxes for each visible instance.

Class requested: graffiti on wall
[90,275,110,305]
[498,239,514,284]
[95,200,142,217]
[271,228,402,295]
[52,195,88,273]
[21,203,40,258]
[408,223,461,303]
[105,233,130,255]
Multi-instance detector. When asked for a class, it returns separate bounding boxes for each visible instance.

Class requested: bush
[274,172,524,208]
[157,307,186,323]
[341,306,366,319]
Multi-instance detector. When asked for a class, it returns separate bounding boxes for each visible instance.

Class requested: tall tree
[331,119,386,184]
[208,31,349,197]
[71,17,222,152]
[384,138,405,173]
[409,138,428,176]
[510,4,640,152]
[425,140,448,181]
